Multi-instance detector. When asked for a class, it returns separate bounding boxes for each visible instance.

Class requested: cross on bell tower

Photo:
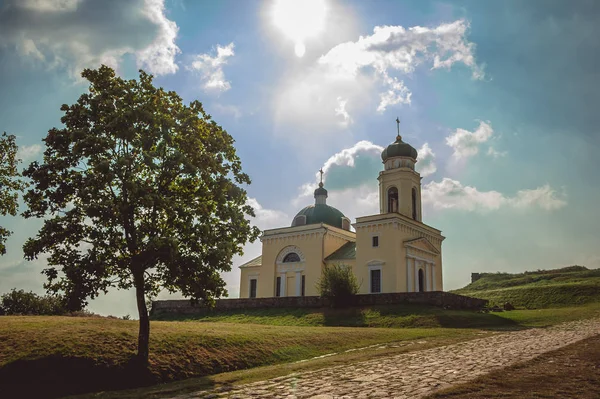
[396,117,401,140]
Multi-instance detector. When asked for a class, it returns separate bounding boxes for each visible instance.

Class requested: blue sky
[1,0,599,316]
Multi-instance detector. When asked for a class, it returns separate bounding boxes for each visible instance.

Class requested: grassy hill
[3,305,600,398]
[452,266,600,308]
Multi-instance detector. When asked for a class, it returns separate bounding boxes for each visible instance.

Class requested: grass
[3,302,599,398]
[0,312,484,398]
[452,265,600,308]
[428,334,600,398]
[153,304,528,329]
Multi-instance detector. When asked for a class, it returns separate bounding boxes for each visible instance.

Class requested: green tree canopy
[0,132,25,255]
[22,65,260,362]
[317,264,360,308]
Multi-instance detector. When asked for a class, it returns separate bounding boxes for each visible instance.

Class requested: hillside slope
[452,266,600,308]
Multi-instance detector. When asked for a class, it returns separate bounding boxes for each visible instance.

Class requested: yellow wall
[238,224,356,298]
[354,214,444,293]
[239,266,260,298]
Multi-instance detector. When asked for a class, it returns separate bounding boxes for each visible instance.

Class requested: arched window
[283,252,300,263]
[412,187,417,220]
[418,269,425,292]
[387,187,398,213]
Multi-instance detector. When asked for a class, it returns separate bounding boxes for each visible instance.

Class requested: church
[239,123,445,298]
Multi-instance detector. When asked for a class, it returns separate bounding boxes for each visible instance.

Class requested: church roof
[293,204,347,229]
[381,136,418,161]
[325,241,356,261]
[239,255,262,268]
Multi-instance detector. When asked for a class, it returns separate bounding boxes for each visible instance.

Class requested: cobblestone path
[173,318,600,399]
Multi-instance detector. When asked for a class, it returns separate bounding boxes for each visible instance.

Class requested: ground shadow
[0,355,170,399]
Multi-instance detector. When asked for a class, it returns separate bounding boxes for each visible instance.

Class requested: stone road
[173,318,600,399]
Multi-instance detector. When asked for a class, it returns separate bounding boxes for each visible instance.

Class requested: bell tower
[378,118,422,221]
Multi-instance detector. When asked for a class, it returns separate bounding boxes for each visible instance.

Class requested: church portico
[240,118,445,299]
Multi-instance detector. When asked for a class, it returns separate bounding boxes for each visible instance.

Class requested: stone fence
[151,291,487,316]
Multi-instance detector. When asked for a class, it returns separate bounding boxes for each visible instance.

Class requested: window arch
[412,187,417,220]
[387,187,398,213]
[282,252,301,263]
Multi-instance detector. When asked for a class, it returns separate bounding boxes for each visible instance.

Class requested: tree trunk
[134,271,150,365]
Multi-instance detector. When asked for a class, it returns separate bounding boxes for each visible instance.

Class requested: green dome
[381,136,418,161]
[292,204,346,229]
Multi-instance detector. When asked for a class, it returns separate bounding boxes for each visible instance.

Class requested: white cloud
[319,19,483,113]
[274,19,482,136]
[376,73,411,112]
[19,0,82,12]
[188,43,235,92]
[246,198,289,231]
[416,143,436,177]
[487,146,507,158]
[422,178,567,212]
[17,143,42,161]
[445,121,494,160]
[292,141,385,218]
[0,0,180,76]
[135,0,180,75]
[211,103,242,119]
[335,96,353,126]
[511,185,567,211]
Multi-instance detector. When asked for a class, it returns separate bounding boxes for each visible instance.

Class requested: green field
[2,302,600,398]
[2,265,600,398]
[452,266,600,308]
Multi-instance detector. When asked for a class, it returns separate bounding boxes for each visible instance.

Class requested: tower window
[372,236,379,247]
[249,279,257,298]
[412,187,417,220]
[387,187,398,213]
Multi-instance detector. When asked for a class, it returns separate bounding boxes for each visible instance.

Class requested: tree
[0,132,25,255]
[22,65,260,363]
[0,288,67,315]
[317,264,360,307]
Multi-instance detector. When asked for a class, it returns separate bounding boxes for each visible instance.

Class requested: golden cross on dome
[319,168,324,184]
[396,117,401,138]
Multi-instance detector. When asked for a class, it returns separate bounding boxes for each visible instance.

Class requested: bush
[317,264,359,307]
[0,288,68,315]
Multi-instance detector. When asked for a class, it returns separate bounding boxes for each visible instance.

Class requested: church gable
[404,237,439,255]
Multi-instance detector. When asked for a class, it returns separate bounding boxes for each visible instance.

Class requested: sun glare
[272,0,327,57]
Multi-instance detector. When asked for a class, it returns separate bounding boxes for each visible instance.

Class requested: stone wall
[151,292,487,316]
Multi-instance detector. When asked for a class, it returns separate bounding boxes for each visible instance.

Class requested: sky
[0,0,599,317]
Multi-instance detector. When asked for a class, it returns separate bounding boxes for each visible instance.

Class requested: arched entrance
[418,269,425,292]
[276,246,306,297]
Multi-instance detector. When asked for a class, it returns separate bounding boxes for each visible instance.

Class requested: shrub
[317,264,359,307]
[0,288,68,315]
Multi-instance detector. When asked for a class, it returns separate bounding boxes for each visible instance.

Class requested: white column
[407,258,413,292]
[414,260,420,292]
[280,272,287,297]
[295,271,302,296]
[426,263,432,292]
[432,264,436,291]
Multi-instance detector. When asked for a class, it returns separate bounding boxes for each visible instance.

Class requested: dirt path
[171,318,600,399]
